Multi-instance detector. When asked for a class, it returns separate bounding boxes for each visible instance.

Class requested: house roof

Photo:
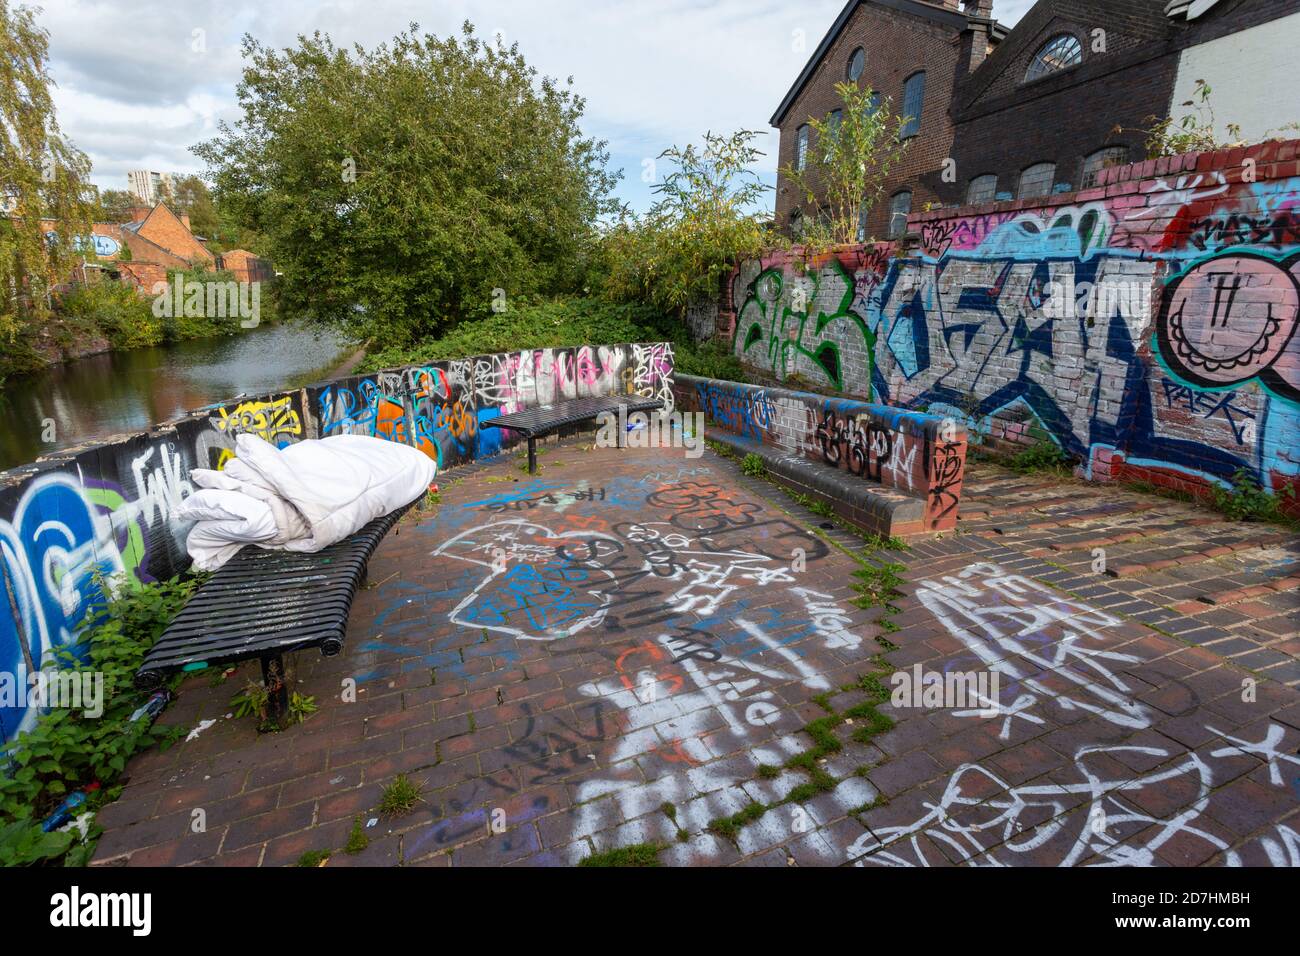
[769,0,1008,126]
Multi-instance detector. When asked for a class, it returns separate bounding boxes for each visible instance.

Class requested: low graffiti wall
[674,373,967,534]
[720,139,1300,515]
[0,341,674,741]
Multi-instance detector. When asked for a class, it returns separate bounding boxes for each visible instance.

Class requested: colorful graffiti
[0,342,675,746]
[679,376,967,533]
[0,439,194,739]
[726,164,1300,508]
[315,344,673,470]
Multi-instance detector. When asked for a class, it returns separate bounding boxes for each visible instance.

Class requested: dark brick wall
[774,2,987,238]
[946,0,1300,205]
[774,0,1300,221]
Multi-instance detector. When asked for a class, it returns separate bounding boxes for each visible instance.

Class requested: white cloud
[36,0,1038,209]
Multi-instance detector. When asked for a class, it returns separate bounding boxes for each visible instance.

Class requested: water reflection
[0,323,357,471]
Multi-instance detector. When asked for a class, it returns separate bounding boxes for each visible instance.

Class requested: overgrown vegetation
[740,453,766,477]
[779,81,911,250]
[602,129,770,316]
[378,774,423,816]
[1210,469,1298,525]
[578,843,663,867]
[0,574,198,866]
[361,295,744,382]
[1125,79,1299,159]
[345,815,369,854]
[1007,439,1074,475]
[198,22,619,348]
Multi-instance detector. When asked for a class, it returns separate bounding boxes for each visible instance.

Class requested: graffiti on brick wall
[315,344,674,468]
[196,394,304,469]
[728,175,1300,504]
[682,377,966,530]
[0,440,194,738]
[1155,249,1300,403]
[0,342,675,746]
[733,255,880,396]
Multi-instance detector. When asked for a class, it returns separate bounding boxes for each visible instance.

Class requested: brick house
[771,0,1006,239]
[217,248,275,286]
[947,0,1300,206]
[38,202,274,294]
[773,0,1300,236]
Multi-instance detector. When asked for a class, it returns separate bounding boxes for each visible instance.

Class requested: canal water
[0,323,358,472]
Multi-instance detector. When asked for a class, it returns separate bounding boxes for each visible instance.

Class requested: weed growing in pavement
[378,774,423,816]
[579,843,663,867]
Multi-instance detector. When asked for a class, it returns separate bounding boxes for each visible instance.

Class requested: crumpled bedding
[176,433,436,571]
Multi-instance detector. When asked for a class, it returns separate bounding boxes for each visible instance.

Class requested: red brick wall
[727,138,1300,514]
[774,3,973,238]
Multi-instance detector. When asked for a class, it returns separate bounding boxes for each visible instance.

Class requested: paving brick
[86,447,1300,869]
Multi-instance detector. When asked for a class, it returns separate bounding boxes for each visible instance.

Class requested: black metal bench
[135,502,414,719]
[481,395,664,473]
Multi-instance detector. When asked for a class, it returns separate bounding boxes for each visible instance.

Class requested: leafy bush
[363,296,664,369]
[780,81,910,250]
[601,129,770,316]
[361,294,747,385]
[1007,440,1072,475]
[197,22,618,348]
[1211,469,1297,524]
[740,453,766,477]
[57,280,161,349]
[0,574,197,865]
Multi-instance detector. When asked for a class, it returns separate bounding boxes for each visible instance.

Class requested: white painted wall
[1171,13,1300,143]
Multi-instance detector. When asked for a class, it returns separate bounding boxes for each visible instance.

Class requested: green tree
[195,21,620,347]
[0,0,95,339]
[157,174,221,240]
[602,129,770,315]
[96,188,140,223]
[780,82,910,250]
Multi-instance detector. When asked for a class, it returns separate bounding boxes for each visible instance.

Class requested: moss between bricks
[694,440,911,845]
[704,658,897,845]
[578,843,664,867]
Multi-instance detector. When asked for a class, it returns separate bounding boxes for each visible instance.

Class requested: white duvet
[176,433,436,571]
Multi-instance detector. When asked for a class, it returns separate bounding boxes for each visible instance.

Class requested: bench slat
[134,502,413,689]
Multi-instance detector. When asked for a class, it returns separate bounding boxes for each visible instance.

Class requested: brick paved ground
[90,439,1300,866]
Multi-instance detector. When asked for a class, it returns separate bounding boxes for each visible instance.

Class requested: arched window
[966,174,998,204]
[900,72,925,138]
[795,124,810,171]
[847,47,866,82]
[1079,146,1128,188]
[1017,162,1056,199]
[1025,34,1082,82]
[888,190,912,238]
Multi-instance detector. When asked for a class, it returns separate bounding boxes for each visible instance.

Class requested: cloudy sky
[35,0,1036,213]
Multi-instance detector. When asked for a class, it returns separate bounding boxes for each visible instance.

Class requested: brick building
[772,0,1006,239]
[38,202,271,293]
[773,0,1300,236]
[948,0,1300,206]
[217,248,275,286]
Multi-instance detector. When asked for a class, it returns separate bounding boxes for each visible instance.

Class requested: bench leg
[528,437,537,474]
[261,654,288,725]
